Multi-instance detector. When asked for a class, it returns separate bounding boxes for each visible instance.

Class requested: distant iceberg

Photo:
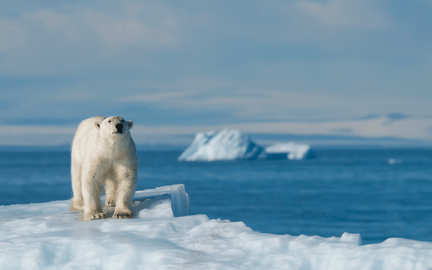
[388,158,402,165]
[265,142,316,160]
[178,129,315,161]
[178,129,266,161]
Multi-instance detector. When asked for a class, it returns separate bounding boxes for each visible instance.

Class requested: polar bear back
[71,116,106,163]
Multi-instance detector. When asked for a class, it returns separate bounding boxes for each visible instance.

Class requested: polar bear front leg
[113,164,136,219]
[81,165,107,221]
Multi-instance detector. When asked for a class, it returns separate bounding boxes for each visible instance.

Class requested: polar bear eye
[108,120,111,123]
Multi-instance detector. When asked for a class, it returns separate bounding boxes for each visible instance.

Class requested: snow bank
[178,129,266,161]
[265,142,316,160]
[2,185,432,269]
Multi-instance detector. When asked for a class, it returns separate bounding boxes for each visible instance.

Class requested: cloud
[23,9,72,32]
[291,0,390,29]
[0,1,185,76]
[2,115,432,146]
[0,0,431,133]
[280,0,394,47]
[174,90,337,120]
[133,116,432,141]
[122,91,194,102]
[83,9,177,49]
[0,20,27,51]
[120,78,341,122]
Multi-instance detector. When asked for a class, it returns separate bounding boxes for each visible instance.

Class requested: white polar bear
[70,116,138,220]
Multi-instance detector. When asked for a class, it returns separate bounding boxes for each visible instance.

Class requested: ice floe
[2,185,432,269]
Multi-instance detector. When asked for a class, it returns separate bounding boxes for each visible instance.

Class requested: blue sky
[1,0,432,145]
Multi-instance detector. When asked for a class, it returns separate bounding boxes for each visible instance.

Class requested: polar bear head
[94,116,133,137]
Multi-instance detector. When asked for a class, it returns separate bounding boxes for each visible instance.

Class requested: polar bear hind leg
[70,159,84,212]
[104,174,117,207]
[81,163,107,220]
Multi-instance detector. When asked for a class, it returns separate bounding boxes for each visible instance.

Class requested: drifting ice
[1,184,432,269]
[388,158,402,165]
[178,129,315,161]
[265,142,316,160]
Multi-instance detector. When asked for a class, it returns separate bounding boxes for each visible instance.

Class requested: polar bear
[70,116,138,220]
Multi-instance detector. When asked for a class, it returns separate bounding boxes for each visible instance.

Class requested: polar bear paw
[113,211,133,219]
[91,213,107,220]
[83,212,107,221]
[106,200,116,207]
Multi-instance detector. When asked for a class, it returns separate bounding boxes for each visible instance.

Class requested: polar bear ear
[94,119,103,129]
[128,121,134,130]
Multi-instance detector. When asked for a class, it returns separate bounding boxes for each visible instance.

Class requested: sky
[1,0,432,146]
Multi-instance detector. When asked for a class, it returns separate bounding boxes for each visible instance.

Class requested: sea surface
[1,148,432,245]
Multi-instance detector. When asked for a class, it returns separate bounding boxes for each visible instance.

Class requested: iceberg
[265,142,316,160]
[178,129,315,161]
[178,129,266,161]
[2,184,432,269]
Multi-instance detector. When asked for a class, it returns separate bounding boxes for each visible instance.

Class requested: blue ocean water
[1,149,432,245]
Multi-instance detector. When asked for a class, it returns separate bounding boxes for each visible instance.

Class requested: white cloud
[0,20,27,51]
[0,125,75,136]
[124,2,144,19]
[121,82,341,121]
[0,0,430,130]
[24,9,72,32]
[131,116,432,141]
[0,1,184,75]
[83,9,177,49]
[290,0,390,29]
[122,92,194,102]
[3,115,431,146]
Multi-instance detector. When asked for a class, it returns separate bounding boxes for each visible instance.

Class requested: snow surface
[178,129,266,161]
[2,185,432,269]
[265,142,315,160]
[178,129,314,161]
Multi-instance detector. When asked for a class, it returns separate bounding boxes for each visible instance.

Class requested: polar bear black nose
[116,124,123,133]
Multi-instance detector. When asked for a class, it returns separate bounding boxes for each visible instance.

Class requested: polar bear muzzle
[115,123,123,134]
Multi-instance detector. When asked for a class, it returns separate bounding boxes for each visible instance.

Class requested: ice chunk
[265,142,316,160]
[178,129,266,161]
[340,232,363,245]
[133,184,190,217]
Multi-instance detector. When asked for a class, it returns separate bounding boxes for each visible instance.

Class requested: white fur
[70,116,138,220]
